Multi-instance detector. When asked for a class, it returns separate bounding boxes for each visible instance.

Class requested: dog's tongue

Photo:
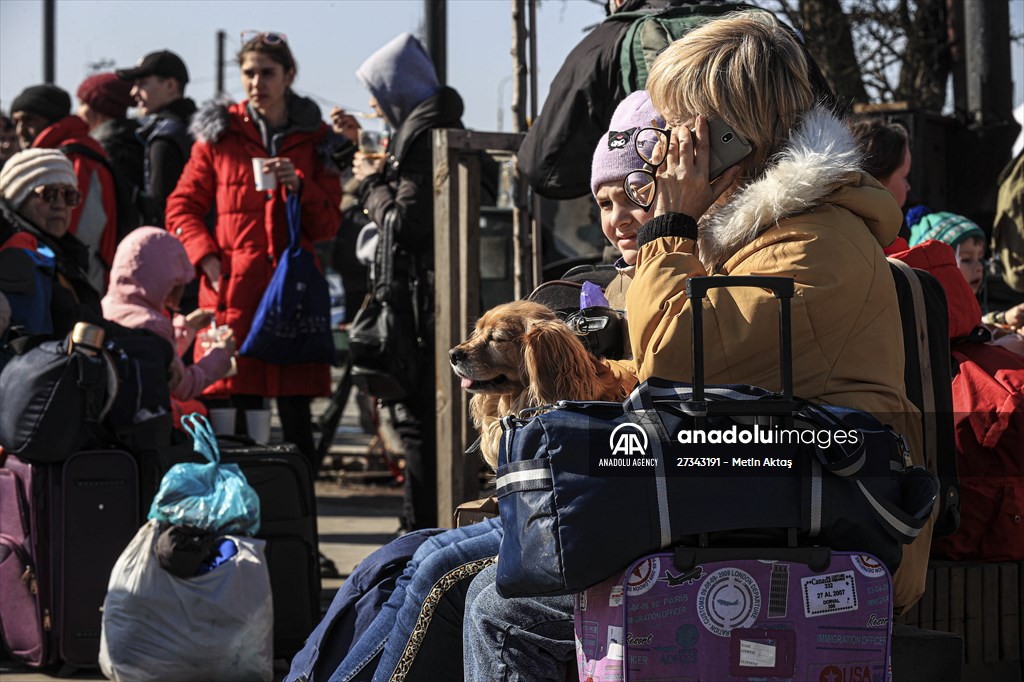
[461,377,474,389]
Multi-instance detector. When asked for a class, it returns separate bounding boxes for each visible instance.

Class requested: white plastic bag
[99,520,273,682]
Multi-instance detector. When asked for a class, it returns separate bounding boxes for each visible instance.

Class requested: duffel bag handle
[625,385,676,549]
[674,546,832,572]
[686,276,794,402]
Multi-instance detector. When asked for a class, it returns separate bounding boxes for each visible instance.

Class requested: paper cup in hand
[252,158,277,191]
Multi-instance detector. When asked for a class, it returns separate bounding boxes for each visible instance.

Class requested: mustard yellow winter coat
[623,108,929,611]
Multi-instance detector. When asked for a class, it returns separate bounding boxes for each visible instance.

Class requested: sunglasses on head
[32,185,81,207]
[241,30,288,46]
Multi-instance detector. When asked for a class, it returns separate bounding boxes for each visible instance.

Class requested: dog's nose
[449,348,466,365]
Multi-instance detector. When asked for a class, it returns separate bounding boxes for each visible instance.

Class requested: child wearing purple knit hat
[590,90,664,268]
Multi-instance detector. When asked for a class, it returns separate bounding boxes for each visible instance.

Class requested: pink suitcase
[575,547,892,682]
[0,450,138,671]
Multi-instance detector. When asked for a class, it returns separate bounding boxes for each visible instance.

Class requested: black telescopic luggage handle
[685,276,795,403]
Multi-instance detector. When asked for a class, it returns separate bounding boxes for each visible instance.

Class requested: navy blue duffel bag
[494,276,938,598]
[494,380,938,598]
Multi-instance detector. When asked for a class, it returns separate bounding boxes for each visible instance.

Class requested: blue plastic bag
[239,192,335,365]
[148,414,261,535]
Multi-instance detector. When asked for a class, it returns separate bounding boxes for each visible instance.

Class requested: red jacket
[165,99,342,397]
[33,115,118,279]
[886,239,981,339]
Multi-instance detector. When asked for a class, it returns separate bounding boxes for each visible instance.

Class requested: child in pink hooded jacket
[102,227,234,401]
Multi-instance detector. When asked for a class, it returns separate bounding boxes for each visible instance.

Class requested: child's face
[595,181,654,266]
[956,238,986,294]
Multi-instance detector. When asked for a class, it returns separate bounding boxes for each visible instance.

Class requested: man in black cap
[116,50,197,226]
[10,83,119,294]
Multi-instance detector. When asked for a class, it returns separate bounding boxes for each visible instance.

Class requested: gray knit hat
[591,91,665,196]
[0,149,77,208]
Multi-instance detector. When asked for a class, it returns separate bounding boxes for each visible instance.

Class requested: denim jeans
[285,529,443,682]
[463,564,576,682]
[329,517,503,682]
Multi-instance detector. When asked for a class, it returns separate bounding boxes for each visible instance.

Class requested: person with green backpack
[517,0,833,200]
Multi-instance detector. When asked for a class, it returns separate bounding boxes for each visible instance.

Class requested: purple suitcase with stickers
[575,547,892,682]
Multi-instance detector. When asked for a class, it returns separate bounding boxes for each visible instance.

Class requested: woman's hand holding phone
[654,115,741,221]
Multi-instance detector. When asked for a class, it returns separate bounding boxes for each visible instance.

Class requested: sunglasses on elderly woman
[240,30,288,46]
[32,185,82,207]
[623,127,671,210]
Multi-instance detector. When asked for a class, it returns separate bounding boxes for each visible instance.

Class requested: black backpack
[60,142,143,241]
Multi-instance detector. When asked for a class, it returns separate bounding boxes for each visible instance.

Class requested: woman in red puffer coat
[165,32,342,459]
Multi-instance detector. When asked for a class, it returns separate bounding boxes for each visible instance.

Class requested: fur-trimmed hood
[189,94,344,173]
[698,106,898,270]
[189,94,322,142]
[188,96,236,144]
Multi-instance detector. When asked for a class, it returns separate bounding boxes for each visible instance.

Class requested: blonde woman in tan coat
[628,13,929,611]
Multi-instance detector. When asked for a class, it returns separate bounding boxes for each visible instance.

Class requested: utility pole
[424,0,447,86]
[511,0,528,133]
[43,0,55,83]
[528,0,537,125]
[960,0,1014,127]
[216,30,226,97]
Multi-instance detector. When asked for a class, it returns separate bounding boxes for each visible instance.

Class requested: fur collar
[189,97,233,144]
[698,107,863,271]
[188,96,342,174]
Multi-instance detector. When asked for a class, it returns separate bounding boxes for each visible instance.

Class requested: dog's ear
[522,320,596,406]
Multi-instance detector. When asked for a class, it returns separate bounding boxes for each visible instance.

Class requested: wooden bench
[897,560,1023,682]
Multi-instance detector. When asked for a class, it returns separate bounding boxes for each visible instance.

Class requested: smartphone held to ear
[699,118,751,180]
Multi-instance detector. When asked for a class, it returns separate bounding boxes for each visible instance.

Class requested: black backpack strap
[59,142,116,178]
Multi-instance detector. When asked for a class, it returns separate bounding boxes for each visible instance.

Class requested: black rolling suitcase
[0,449,139,672]
[218,439,321,660]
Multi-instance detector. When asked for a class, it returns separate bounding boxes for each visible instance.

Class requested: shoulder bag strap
[286,191,302,251]
[887,257,937,470]
[373,212,396,304]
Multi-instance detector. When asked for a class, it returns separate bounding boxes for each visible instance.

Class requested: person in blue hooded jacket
[351,33,477,531]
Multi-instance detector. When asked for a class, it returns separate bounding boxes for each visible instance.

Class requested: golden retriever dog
[449,300,631,470]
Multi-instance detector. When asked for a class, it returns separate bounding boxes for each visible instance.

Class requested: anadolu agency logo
[609,422,649,456]
[597,423,658,471]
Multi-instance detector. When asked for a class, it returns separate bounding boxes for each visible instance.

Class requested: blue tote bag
[239,192,335,365]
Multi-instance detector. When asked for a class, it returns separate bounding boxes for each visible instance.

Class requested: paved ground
[0,388,407,681]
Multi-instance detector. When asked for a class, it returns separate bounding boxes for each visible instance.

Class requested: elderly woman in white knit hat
[0,148,106,336]
[0,148,80,240]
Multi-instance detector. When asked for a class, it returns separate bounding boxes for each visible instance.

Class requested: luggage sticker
[696,568,762,637]
[851,554,886,579]
[801,571,858,618]
[625,556,660,596]
[767,563,790,618]
[609,584,624,607]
